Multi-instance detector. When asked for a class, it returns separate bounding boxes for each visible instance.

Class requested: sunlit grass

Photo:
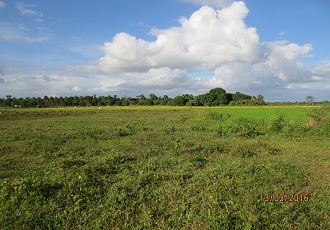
[0,107,329,229]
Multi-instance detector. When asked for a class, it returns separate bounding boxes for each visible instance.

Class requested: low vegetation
[0,106,329,229]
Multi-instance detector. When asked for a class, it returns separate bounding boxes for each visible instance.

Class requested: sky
[0,0,329,101]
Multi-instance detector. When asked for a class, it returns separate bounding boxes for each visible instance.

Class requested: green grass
[0,106,329,229]
[195,106,325,123]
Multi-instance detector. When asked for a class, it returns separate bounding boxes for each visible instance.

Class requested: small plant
[116,127,130,136]
[217,117,260,138]
[190,124,206,132]
[282,120,296,137]
[112,154,136,165]
[173,139,181,150]
[233,117,260,138]
[125,123,134,130]
[60,159,86,169]
[192,155,207,168]
[256,142,281,155]
[139,124,152,131]
[163,125,176,133]
[209,112,231,121]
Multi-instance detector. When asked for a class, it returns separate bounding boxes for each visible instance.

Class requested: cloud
[312,60,330,76]
[179,0,236,8]
[71,86,82,93]
[0,21,49,42]
[0,1,6,9]
[100,2,261,73]
[99,2,318,89]
[0,71,88,97]
[15,2,42,17]
[0,2,48,42]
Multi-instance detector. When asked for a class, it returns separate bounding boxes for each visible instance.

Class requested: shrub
[307,109,326,122]
[282,120,296,137]
[217,117,260,138]
[267,113,286,133]
[306,116,330,137]
[209,112,231,121]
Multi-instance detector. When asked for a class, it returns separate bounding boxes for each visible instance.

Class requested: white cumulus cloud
[98,1,321,97]
[100,2,261,73]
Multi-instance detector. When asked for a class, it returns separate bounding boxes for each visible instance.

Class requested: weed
[112,154,136,165]
[217,117,260,138]
[307,109,326,122]
[192,156,207,168]
[209,112,231,121]
[116,127,131,136]
[190,124,206,132]
[163,125,176,133]
[267,113,286,133]
[173,139,182,150]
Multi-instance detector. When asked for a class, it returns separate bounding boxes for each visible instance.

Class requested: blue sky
[0,0,329,101]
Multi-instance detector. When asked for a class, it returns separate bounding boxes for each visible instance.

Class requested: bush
[307,109,326,122]
[217,117,260,138]
[267,113,286,133]
[209,112,231,121]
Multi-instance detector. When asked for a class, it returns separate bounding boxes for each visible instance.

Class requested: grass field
[204,106,323,123]
[0,106,329,229]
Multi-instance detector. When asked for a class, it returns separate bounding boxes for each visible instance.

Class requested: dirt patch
[306,119,319,128]
[200,109,211,115]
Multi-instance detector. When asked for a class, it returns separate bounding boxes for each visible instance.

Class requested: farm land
[0,105,329,229]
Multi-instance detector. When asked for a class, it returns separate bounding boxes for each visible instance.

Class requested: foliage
[0,88,265,108]
[267,113,286,133]
[216,116,260,138]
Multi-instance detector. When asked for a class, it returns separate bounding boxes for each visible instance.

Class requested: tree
[306,96,314,104]
[136,94,146,105]
[149,94,159,105]
[232,92,251,101]
[208,87,228,105]
[5,95,13,107]
[173,95,186,106]
[0,87,262,108]
[160,95,169,105]
[256,94,266,105]
[121,96,130,106]
[149,94,158,101]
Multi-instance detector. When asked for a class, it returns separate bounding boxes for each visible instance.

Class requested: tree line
[0,87,265,108]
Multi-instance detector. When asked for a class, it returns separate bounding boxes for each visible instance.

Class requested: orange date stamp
[260,193,309,202]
